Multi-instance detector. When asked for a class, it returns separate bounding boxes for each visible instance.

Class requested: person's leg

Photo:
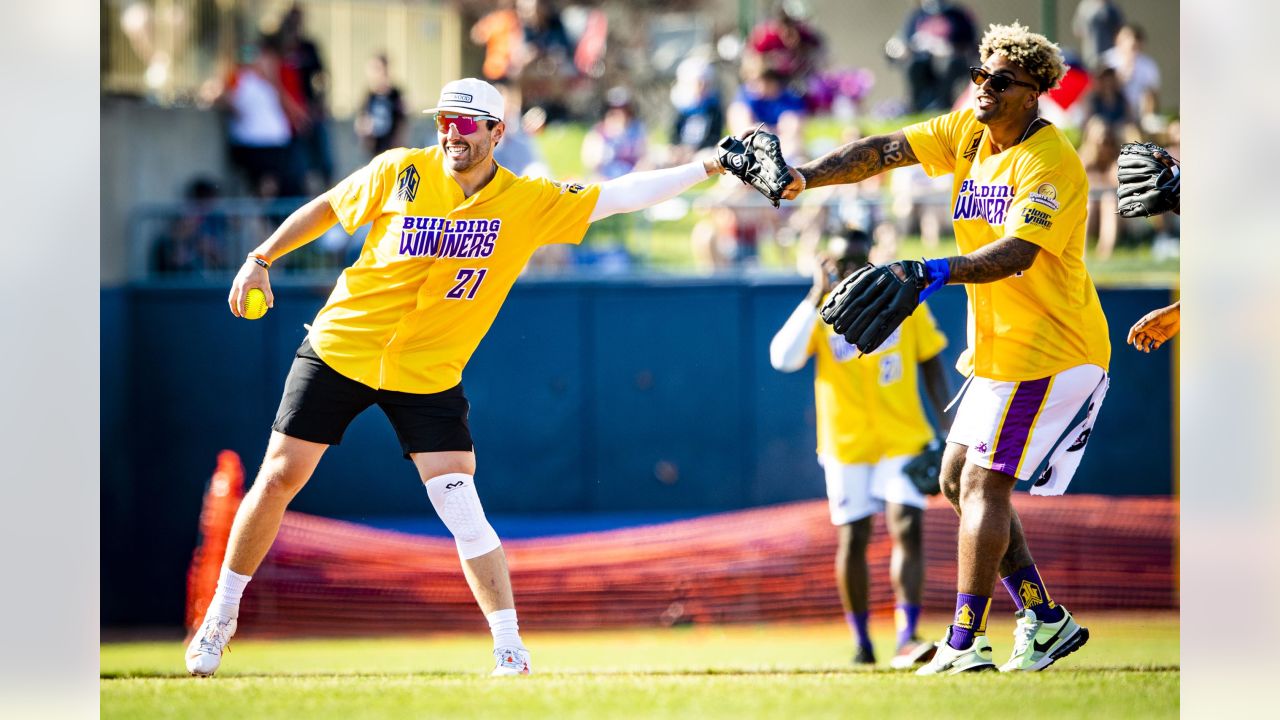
[187,431,328,676]
[938,441,967,516]
[223,432,328,575]
[412,450,530,675]
[835,518,875,659]
[411,451,514,614]
[823,458,879,663]
[946,461,1014,649]
[885,502,923,645]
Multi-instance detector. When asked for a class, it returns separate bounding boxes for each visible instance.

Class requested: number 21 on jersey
[446,268,487,300]
[878,352,902,385]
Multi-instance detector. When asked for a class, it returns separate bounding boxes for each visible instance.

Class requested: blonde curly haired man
[776,22,1109,674]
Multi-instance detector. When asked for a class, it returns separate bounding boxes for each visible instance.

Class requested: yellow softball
[243,288,269,320]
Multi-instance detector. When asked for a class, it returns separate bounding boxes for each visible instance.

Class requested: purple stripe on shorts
[991,376,1051,475]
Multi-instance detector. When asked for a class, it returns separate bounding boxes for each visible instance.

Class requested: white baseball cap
[422,78,504,119]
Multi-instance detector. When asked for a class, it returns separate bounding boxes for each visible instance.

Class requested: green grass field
[102,612,1177,719]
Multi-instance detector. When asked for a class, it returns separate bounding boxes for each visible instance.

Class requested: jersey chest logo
[953,178,1014,225]
[395,165,420,201]
[397,216,500,259]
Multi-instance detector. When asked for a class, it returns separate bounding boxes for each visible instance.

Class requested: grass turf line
[102,612,1178,719]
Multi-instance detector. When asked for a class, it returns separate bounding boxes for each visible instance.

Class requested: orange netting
[187,452,1178,638]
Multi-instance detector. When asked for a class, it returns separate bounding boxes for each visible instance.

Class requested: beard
[443,138,492,172]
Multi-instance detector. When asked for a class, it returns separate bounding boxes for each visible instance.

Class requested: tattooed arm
[945,236,1040,284]
[780,131,918,199]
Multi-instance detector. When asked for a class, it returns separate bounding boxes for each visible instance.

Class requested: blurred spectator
[1077,115,1132,260]
[888,164,951,251]
[493,81,550,177]
[885,0,978,112]
[355,53,407,157]
[691,179,782,271]
[728,65,806,134]
[204,38,302,198]
[279,4,334,190]
[515,0,577,120]
[582,87,648,180]
[1083,65,1132,128]
[151,177,229,274]
[747,1,826,89]
[1072,0,1125,69]
[667,57,724,165]
[471,0,524,82]
[1102,25,1160,125]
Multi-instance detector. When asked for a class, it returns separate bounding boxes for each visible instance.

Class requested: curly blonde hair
[978,22,1066,92]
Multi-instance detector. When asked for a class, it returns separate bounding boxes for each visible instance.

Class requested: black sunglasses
[969,67,1040,93]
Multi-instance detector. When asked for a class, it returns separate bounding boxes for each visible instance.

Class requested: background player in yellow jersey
[770,228,952,669]
[775,23,1109,674]
[187,78,730,677]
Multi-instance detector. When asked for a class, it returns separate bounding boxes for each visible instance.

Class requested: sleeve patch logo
[1022,207,1053,229]
[1029,182,1060,210]
[396,165,420,202]
[551,181,585,195]
[962,130,984,161]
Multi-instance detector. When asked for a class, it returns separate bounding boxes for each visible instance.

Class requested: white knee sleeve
[424,473,502,560]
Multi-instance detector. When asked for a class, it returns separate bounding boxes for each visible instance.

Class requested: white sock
[486,608,523,650]
[209,567,252,619]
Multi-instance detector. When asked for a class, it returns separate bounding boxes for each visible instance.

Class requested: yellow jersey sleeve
[913,302,948,362]
[1004,151,1087,258]
[902,110,970,178]
[327,149,401,233]
[525,179,603,246]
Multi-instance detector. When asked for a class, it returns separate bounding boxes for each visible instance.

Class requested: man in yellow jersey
[775,23,1109,674]
[186,78,728,677]
[770,228,952,669]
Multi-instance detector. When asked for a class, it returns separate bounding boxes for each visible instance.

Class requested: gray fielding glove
[903,439,944,496]
[716,126,791,207]
[820,261,928,354]
[1116,141,1180,217]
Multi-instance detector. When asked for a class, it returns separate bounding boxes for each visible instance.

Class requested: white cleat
[185,615,237,677]
[915,627,997,675]
[491,646,531,676]
[999,606,1089,672]
[889,638,938,670]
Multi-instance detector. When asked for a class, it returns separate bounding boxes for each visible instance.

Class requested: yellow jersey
[312,146,600,392]
[903,109,1110,381]
[810,302,948,464]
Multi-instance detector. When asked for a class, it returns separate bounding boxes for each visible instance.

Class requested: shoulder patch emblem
[1029,182,1059,210]
[396,165,420,202]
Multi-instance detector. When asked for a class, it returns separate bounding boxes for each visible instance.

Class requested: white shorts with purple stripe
[947,364,1109,495]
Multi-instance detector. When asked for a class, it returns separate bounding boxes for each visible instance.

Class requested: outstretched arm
[228,194,338,317]
[944,236,1040,284]
[781,130,919,200]
[1128,301,1180,353]
[589,158,723,222]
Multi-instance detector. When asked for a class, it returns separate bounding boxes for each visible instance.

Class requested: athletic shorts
[820,454,927,525]
[947,364,1109,495]
[272,339,474,458]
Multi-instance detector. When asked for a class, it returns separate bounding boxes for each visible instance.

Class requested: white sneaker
[889,637,938,670]
[491,646,531,676]
[915,627,996,675]
[999,606,1089,672]
[185,614,237,677]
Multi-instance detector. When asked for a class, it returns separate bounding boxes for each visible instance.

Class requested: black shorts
[272,339,473,458]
